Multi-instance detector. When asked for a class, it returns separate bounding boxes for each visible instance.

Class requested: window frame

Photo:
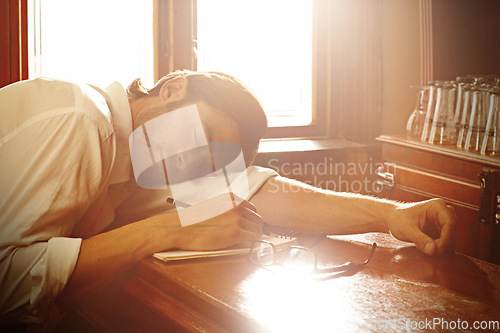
[0,0,28,88]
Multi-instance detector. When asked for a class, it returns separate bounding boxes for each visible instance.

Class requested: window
[22,1,382,143]
[28,0,154,88]
[158,0,329,139]
[196,0,313,128]
[26,0,329,139]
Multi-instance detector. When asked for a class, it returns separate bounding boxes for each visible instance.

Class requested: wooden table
[62,233,500,333]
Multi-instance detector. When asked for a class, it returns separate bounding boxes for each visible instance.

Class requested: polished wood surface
[377,135,500,168]
[68,233,500,333]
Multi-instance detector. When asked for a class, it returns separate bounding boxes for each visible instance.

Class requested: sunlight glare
[238,268,357,332]
[28,0,153,88]
[197,0,313,125]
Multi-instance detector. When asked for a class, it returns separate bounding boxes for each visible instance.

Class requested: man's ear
[158,76,189,102]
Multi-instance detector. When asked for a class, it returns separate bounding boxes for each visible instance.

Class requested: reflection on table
[60,233,500,333]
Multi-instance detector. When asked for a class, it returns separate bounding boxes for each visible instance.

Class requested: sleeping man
[0,70,456,330]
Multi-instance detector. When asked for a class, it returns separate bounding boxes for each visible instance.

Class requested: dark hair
[127,70,268,165]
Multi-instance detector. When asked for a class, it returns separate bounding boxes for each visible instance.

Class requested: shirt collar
[100,82,133,184]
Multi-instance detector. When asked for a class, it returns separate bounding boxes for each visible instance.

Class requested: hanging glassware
[406,86,427,139]
[428,81,457,145]
[480,87,500,155]
[421,82,437,142]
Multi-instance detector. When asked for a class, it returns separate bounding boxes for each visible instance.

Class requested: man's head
[127,70,268,166]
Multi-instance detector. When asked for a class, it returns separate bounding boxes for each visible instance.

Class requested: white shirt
[0,78,277,327]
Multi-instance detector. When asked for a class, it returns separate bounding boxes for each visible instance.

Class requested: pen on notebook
[166,196,239,210]
[167,191,240,208]
[166,197,190,208]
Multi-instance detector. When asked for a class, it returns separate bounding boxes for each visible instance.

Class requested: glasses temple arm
[315,242,377,273]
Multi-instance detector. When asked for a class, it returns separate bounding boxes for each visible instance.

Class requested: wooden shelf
[377,135,500,168]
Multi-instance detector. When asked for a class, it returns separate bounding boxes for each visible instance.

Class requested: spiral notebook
[153,223,299,262]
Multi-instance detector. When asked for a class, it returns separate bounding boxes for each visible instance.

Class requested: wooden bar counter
[60,233,500,332]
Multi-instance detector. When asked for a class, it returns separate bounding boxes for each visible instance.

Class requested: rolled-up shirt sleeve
[246,165,279,198]
[0,238,81,325]
[29,237,82,312]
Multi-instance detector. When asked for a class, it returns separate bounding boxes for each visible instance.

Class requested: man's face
[164,103,242,184]
[130,102,242,188]
[130,102,250,227]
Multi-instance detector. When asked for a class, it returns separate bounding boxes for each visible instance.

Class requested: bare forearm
[250,177,395,235]
[57,212,180,308]
[56,196,264,308]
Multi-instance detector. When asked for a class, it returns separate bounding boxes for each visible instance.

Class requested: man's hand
[57,195,262,308]
[387,198,457,256]
[174,197,264,251]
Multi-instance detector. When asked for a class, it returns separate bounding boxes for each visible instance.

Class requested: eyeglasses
[249,238,377,274]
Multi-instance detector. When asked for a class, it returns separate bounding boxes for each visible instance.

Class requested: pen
[166,197,190,208]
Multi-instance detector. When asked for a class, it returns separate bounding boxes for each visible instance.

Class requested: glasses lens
[249,241,274,266]
[283,247,316,272]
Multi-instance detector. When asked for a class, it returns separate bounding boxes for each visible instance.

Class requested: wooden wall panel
[0,0,27,88]
[420,0,500,82]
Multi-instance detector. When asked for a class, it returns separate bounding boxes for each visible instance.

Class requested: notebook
[153,234,298,262]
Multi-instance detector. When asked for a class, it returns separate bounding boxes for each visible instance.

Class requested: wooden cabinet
[376,135,500,264]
